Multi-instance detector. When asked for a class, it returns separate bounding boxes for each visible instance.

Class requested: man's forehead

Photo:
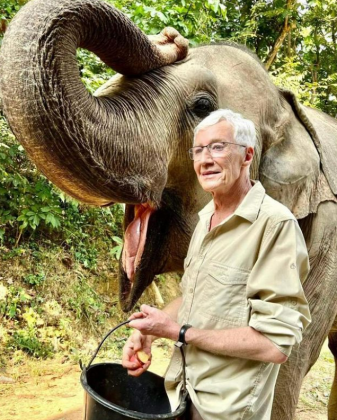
[194,120,235,145]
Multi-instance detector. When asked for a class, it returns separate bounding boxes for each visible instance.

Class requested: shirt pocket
[201,263,250,328]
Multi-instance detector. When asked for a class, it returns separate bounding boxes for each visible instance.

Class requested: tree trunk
[287,30,292,58]
[264,0,294,70]
[310,24,320,105]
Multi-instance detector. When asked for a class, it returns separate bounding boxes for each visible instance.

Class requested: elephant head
[1,0,333,311]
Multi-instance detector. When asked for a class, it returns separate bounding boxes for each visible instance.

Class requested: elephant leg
[271,201,337,420]
[328,318,337,419]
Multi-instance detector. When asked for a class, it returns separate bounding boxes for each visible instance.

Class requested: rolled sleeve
[247,219,311,356]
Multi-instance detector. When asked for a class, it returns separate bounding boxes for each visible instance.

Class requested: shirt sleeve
[247,219,311,356]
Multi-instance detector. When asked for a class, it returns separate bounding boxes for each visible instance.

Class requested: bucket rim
[80,362,187,420]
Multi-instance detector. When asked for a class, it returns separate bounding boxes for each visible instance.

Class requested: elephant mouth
[119,193,180,311]
[122,203,155,284]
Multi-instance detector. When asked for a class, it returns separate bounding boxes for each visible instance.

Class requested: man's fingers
[140,304,153,314]
[122,331,152,377]
[128,311,145,321]
[122,359,141,369]
[127,359,151,377]
[131,332,144,352]
[128,319,146,331]
[127,366,147,377]
[142,359,151,370]
[122,355,141,370]
[140,304,159,316]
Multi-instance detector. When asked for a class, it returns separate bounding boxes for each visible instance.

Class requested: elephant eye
[191,97,215,118]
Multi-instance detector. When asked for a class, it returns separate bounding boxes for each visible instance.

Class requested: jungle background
[0,0,336,419]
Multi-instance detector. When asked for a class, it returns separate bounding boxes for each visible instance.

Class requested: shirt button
[189,288,193,293]
[290,263,296,269]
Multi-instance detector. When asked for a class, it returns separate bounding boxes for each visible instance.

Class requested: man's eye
[194,148,203,154]
[211,143,225,152]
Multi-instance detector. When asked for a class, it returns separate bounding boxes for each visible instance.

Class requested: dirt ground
[0,340,334,420]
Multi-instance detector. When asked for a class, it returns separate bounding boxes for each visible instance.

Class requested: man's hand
[128,304,180,341]
[148,27,189,66]
[122,330,152,377]
[122,298,182,377]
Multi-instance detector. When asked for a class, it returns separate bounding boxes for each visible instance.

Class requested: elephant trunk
[0,0,172,205]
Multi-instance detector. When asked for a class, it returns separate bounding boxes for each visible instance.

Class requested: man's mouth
[202,171,220,177]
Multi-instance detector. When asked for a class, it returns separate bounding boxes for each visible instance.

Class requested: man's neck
[211,177,252,222]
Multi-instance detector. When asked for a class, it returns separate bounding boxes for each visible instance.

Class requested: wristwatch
[175,324,192,347]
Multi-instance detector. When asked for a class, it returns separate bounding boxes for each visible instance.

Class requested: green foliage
[0,115,64,239]
[77,49,116,93]
[23,272,45,286]
[7,306,53,358]
[66,274,110,327]
[110,0,227,45]
[110,236,123,260]
[104,0,337,115]
[59,203,124,269]
[0,0,28,42]
[0,254,124,361]
[8,328,54,358]
[0,284,32,319]
[270,59,318,107]
[0,115,124,270]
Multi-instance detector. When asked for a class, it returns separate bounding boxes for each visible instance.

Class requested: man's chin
[201,182,223,193]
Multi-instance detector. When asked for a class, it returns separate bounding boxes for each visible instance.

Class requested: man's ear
[243,147,254,167]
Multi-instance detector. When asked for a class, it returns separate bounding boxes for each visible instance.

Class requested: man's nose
[199,146,214,163]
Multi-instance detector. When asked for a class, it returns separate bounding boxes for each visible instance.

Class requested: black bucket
[80,321,188,420]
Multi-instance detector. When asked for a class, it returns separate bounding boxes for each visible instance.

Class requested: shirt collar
[198,181,265,224]
[234,181,265,223]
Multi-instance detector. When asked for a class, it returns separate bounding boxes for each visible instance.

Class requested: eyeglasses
[188,141,246,161]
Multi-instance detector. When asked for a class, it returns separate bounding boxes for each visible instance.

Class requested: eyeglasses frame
[188,141,246,161]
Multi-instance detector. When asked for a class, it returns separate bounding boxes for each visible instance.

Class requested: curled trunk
[0,0,172,205]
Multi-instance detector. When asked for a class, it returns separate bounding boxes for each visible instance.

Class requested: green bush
[0,285,32,319]
[67,277,108,326]
[0,115,124,271]
[23,272,45,286]
[9,328,54,358]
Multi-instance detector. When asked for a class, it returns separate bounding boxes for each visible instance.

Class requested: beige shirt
[165,181,311,420]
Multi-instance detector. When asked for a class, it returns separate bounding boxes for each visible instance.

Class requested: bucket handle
[80,319,188,394]
[81,320,130,370]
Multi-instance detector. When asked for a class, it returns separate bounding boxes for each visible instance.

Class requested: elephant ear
[259,89,336,220]
[300,104,337,194]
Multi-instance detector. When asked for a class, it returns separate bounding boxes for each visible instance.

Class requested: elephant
[1,0,337,418]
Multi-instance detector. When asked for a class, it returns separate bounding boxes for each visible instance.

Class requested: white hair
[193,109,256,148]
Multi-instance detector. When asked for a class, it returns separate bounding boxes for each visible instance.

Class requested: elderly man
[122,109,311,420]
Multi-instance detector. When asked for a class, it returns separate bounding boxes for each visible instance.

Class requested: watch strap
[176,324,192,347]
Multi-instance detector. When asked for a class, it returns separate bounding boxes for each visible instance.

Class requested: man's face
[193,120,249,195]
